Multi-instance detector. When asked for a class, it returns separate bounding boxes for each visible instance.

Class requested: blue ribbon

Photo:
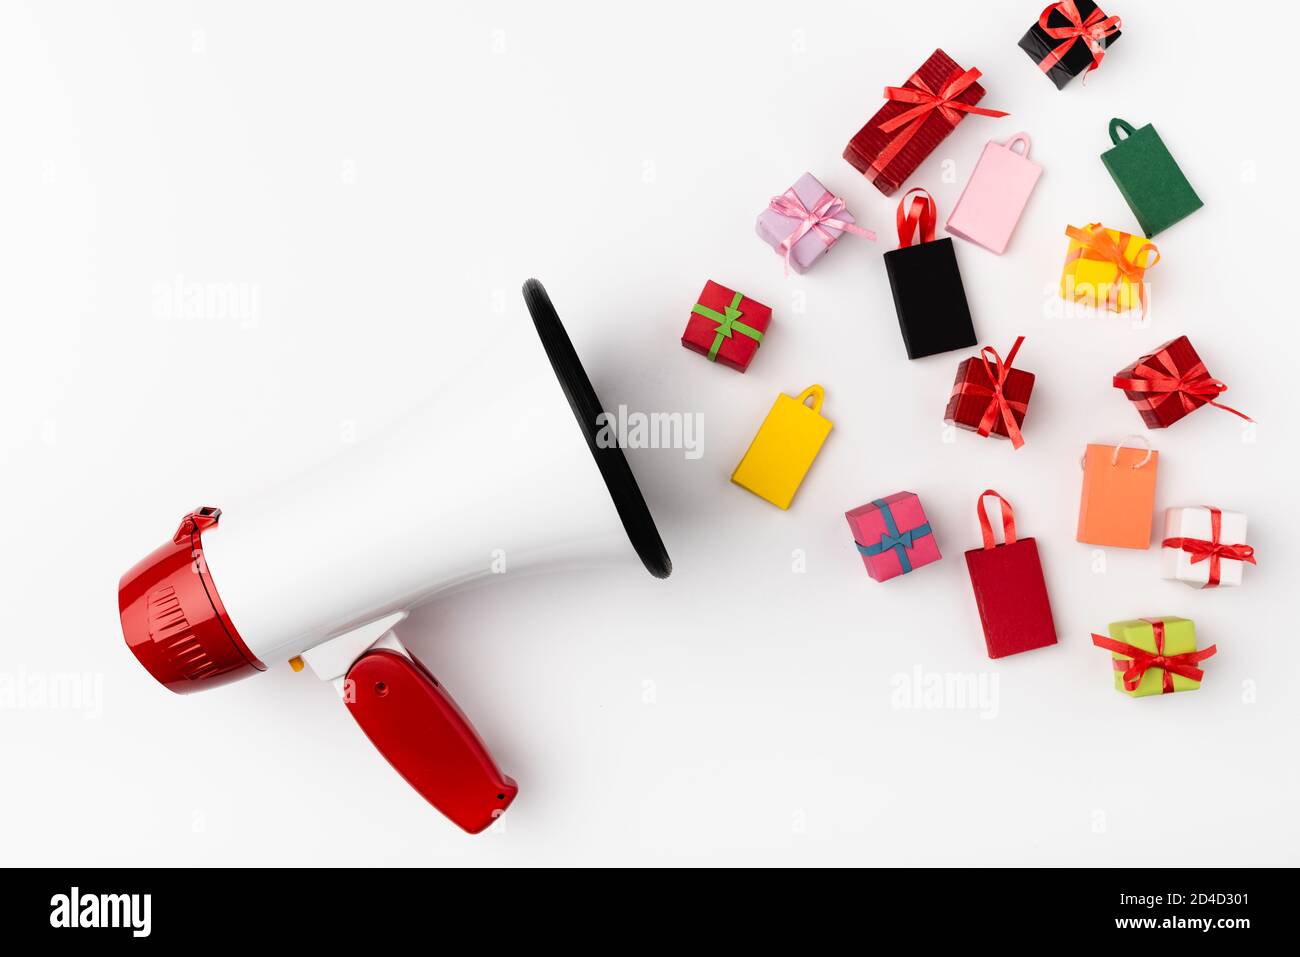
[854,498,932,574]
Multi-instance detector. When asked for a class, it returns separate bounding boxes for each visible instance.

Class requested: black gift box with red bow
[1019,0,1121,90]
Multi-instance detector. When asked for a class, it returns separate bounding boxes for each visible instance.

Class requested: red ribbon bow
[1064,224,1158,319]
[1112,345,1252,424]
[870,68,1007,178]
[767,188,875,275]
[1162,506,1257,589]
[1091,619,1216,694]
[1036,1,1122,80]
[956,337,1028,449]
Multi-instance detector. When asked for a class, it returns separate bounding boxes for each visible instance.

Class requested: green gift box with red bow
[1091,617,1217,697]
[681,281,772,373]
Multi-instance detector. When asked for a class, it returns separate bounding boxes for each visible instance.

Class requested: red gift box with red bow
[843,49,1006,196]
[944,337,1034,449]
[1112,335,1251,429]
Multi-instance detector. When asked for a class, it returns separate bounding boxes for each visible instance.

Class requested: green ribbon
[691,291,764,361]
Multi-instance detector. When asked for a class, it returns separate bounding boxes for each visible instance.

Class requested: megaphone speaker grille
[522,279,671,580]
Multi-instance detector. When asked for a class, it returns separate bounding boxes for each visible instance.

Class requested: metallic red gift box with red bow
[1112,335,1250,429]
[844,49,1006,197]
[944,337,1034,449]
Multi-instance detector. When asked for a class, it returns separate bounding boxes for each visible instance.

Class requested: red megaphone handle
[344,649,517,833]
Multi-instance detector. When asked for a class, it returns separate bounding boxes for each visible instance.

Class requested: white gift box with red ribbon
[1161,506,1252,589]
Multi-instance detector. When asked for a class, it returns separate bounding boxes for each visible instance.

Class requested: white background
[2,0,1296,866]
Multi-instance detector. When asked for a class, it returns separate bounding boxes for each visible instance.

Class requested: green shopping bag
[1100,118,1203,238]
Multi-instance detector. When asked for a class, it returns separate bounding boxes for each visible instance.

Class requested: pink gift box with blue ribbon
[845,492,941,582]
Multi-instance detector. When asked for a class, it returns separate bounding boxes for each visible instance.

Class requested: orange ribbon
[870,68,1007,179]
[1163,506,1257,589]
[1092,619,1216,694]
[1036,1,1122,79]
[1064,223,1159,318]
[955,337,1029,449]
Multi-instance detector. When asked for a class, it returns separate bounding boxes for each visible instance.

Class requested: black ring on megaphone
[522,279,671,580]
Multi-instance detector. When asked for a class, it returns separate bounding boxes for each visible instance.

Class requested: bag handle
[1079,435,1155,471]
[794,384,825,415]
[1004,132,1031,158]
[1110,434,1153,469]
[895,188,936,248]
[1109,118,1137,145]
[976,489,1017,550]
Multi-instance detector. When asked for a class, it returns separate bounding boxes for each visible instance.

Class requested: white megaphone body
[118,281,671,833]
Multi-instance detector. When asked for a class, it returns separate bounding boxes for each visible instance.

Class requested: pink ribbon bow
[767,189,875,275]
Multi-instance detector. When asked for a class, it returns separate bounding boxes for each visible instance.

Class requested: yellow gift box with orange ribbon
[1059,223,1160,316]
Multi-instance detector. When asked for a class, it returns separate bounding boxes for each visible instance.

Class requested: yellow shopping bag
[731,385,833,509]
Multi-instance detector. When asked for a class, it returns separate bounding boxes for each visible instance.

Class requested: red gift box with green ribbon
[681,281,772,373]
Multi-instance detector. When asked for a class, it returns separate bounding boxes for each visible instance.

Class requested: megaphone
[117,280,671,833]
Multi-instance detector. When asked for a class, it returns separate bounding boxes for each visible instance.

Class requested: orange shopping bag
[1076,438,1159,549]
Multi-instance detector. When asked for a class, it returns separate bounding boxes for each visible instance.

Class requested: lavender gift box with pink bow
[756,172,874,274]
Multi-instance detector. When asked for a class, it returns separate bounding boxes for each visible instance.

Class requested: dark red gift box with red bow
[944,337,1034,449]
[1112,335,1251,429]
[964,491,1058,659]
[843,49,1006,196]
